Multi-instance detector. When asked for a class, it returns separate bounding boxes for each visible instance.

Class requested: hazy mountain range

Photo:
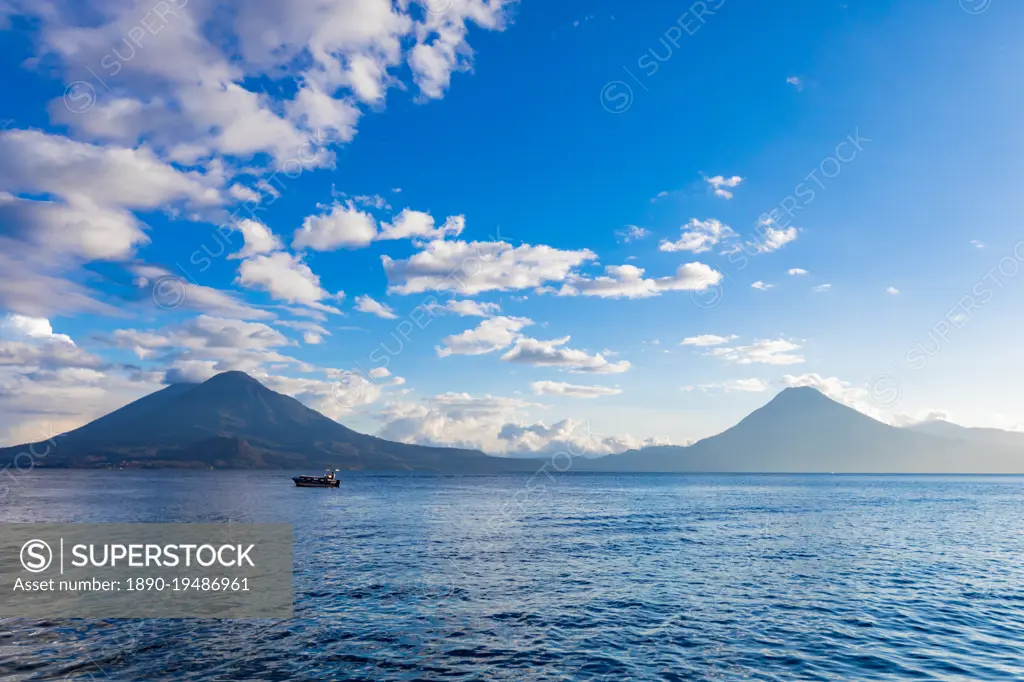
[2,371,1021,473]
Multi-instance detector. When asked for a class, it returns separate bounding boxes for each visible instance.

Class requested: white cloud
[683,378,768,393]
[530,381,622,398]
[615,225,649,243]
[557,263,722,299]
[294,203,466,251]
[0,342,105,377]
[408,3,516,101]
[501,337,632,374]
[436,316,532,357]
[786,76,804,91]
[259,368,394,419]
[497,419,667,456]
[751,281,774,291]
[427,299,501,317]
[0,130,221,262]
[813,284,832,293]
[681,334,737,347]
[227,219,283,259]
[0,194,149,263]
[107,315,322,388]
[659,219,735,254]
[112,316,291,358]
[0,247,119,318]
[383,239,597,295]
[971,240,985,249]
[0,129,220,214]
[378,210,464,242]
[377,393,661,455]
[887,286,899,295]
[0,314,74,345]
[14,0,515,169]
[377,393,537,453]
[0,365,165,447]
[707,338,805,366]
[787,268,809,276]
[236,252,340,312]
[354,294,397,320]
[229,184,262,203]
[706,175,743,200]
[293,201,378,251]
[751,223,799,253]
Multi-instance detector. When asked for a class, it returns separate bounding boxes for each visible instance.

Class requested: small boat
[292,469,341,488]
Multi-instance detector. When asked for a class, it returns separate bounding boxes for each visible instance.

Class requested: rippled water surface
[2,471,1023,680]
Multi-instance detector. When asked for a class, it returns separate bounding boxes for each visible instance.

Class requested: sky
[1,0,1022,454]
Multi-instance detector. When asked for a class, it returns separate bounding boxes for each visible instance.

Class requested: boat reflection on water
[292,469,340,488]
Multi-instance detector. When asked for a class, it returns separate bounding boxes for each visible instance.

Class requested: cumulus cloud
[530,381,621,398]
[0,129,221,263]
[501,337,632,374]
[813,284,832,293]
[377,210,464,242]
[1,314,74,345]
[377,393,537,452]
[294,204,466,251]
[681,334,738,347]
[104,315,355,395]
[354,295,397,320]
[706,338,805,366]
[887,287,900,295]
[497,419,668,456]
[436,316,532,357]
[236,252,341,313]
[706,175,743,200]
[752,225,799,254]
[557,263,722,299]
[751,281,774,291]
[377,392,662,455]
[787,268,809,276]
[0,320,166,445]
[12,0,515,166]
[1,0,519,322]
[227,219,283,259]
[383,239,597,295]
[659,219,735,254]
[293,201,378,250]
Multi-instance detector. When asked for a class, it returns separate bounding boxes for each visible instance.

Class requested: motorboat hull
[293,477,340,488]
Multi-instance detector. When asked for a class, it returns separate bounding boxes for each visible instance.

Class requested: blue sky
[1,0,1022,452]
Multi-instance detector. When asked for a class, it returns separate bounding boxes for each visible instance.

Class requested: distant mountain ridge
[578,387,1024,474]
[0,371,541,472]
[2,374,1022,473]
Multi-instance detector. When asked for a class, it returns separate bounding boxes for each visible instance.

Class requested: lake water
[1,471,1023,680]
